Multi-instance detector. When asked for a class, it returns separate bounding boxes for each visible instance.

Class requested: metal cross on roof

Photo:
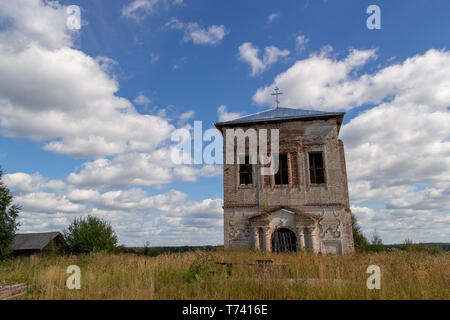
[271,87,283,108]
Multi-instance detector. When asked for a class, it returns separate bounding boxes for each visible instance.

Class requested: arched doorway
[271,228,297,253]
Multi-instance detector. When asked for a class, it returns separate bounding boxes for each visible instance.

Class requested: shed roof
[12,232,62,251]
[215,107,345,128]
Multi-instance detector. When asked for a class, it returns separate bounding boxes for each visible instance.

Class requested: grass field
[1,249,448,300]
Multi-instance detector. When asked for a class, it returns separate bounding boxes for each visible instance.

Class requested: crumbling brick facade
[216,110,355,254]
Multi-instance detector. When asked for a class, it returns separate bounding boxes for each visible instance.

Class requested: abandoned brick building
[215,106,354,254]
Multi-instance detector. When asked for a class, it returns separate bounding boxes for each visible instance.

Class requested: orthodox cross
[271,87,283,108]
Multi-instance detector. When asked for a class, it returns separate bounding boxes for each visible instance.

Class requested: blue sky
[0,0,449,245]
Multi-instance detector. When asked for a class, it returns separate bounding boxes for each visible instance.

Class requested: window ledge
[310,184,327,188]
[239,185,255,189]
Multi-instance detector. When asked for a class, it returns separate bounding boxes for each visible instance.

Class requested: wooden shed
[12,232,63,256]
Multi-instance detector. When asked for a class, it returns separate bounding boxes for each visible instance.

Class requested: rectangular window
[274,153,289,185]
[309,152,325,184]
[239,156,253,185]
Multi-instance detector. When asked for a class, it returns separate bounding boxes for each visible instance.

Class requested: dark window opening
[239,156,253,185]
[271,228,297,252]
[309,152,325,184]
[274,153,289,185]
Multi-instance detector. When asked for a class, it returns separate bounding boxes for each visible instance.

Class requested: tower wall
[220,117,354,254]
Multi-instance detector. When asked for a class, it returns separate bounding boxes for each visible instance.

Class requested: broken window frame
[274,153,289,185]
[239,156,253,186]
[308,152,326,185]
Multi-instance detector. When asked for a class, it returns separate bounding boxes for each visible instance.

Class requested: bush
[63,215,118,254]
[184,251,215,283]
[400,239,443,254]
[368,230,385,252]
[0,166,20,259]
[351,213,370,252]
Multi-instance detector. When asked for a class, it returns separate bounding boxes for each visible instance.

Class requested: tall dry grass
[0,249,448,300]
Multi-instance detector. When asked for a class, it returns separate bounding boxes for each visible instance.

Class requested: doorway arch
[271,228,297,253]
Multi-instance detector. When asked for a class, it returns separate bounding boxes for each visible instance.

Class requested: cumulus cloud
[4,172,65,194]
[10,176,223,245]
[217,105,243,122]
[341,101,450,243]
[339,50,449,243]
[66,151,221,189]
[253,47,377,109]
[351,205,450,244]
[0,1,225,246]
[252,47,450,243]
[238,42,290,76]
[254,47,450,111]
[0,1,174,157]
[342,104,450,186]
[166,18,229,45]
[0,0,73,50]
[16,192,85,214]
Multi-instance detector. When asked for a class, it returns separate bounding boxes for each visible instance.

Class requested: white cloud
[11,178,223,246]
[177,110,195,126]
[67,151,221,189]
[0,1,174,157]
[295,35,309,54]
[166,18,229,45]
[4,172,65,194]
[351,205,450,244]
[339,50,450,243]
[0,0,73,51]
[122,0,183,21]
[342,103,450,186]
[217,105,243,122]
[179,110,195,121]
[15,192,85,214]
[253,47,377,109]
[341,101,450,243]
[165,17,184,30]
[134,93,151,106]
[0,1,225,246]
[254,47,450,111]
[252,47,450,243]
[1,0,224,247]
[267,13,279,23]
[238,42,290,76]
[122,0,159,20]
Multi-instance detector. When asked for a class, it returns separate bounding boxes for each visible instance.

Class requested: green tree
[369,230,384,252]
[63,215,118,254]
[351,212,369,252]
[0,166,20,259]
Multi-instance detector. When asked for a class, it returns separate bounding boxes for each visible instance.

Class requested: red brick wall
[290,152,298,186]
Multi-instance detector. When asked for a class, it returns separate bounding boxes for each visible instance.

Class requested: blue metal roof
[215,107,345,127]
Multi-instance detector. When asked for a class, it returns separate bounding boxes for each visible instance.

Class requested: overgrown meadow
[1,249,448,300]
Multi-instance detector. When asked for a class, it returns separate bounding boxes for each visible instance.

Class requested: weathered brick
[218,117,354,254]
